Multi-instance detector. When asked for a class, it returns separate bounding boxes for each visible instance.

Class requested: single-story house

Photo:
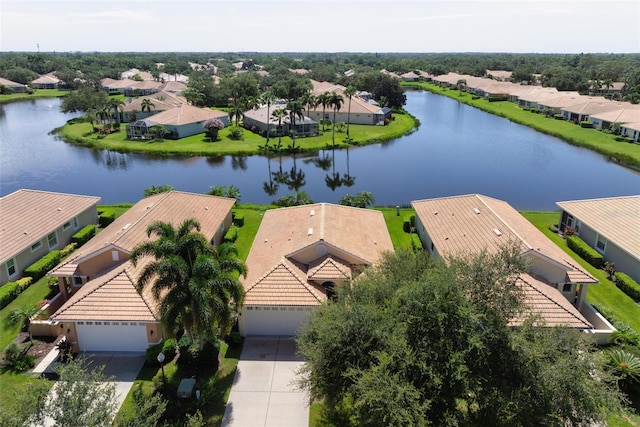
[31,73,61,89]
[47,191,236,352]
[412,194,615,343]
[0,77,27,93]
[589,107,640,130]
[0,189,100,286]
[486,70,513,81]
[308,80,386,125]
[121,91,188,122]
[400,71,420,82]
[120,68,154,81]
[242,104,319,137]
[621,122,640,142]
[144,104,229,139]
[561,100,626,123]
[239,203,394,336]
[557,195,640,284]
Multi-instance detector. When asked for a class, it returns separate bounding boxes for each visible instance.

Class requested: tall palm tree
[130,219,247,350]
[271,107,288,151]
[140,98,155,116]
[260,91,276,146]
[344,86,356,139]
[318,91,332,131]
[110,99,125,125]
[329,92,344,145]
[286,99,305,150]
[97,106,111,125]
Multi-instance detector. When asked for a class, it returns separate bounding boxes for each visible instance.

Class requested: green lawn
[55,113,417,156]
[374,207,416,249]
[404,82,640,170]
[0,89,67,104]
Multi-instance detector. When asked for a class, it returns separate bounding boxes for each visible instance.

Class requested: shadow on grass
[204,342,243,426]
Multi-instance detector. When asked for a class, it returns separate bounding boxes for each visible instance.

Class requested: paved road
[222,337,309,427]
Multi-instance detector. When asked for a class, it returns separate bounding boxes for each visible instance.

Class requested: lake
[1,92,638,210]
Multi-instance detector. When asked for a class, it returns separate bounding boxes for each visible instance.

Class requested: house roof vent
[310,209,315,216]
[493,228,503,236]
[473,208,481,214]
[308,228,313,236]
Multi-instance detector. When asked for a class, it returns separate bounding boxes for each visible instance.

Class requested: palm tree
[271,107,288,151]
[260,91,276,146]
[110,99,125,125]
[456,79,467,95]
[329,92,344,145]
[344,86,356,139]
[97,106,111,125]
[130,219,247,350]
[286,99,305,151]
[140,98,155,116]
[5,305,42,342]
[318,91,332,131]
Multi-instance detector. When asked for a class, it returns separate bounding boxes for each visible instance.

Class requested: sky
[1,0,639,53]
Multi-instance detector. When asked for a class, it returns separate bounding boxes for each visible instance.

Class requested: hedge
[71,225,96,246]
[614,272,640,302]
[579,121,593,128]
[233,212,245,227]
[99,210,115,227]
[565,235,604,269]
[61,242,78,258]
[411,234,423,250]
[23,250,62,281]
[0,277,32,310]
[224,225,239,243]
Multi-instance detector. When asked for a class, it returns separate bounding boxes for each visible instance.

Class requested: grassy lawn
[374,207,416,249]
[404,82,640,170]
[0,89,67,104]
[55,113,417,156]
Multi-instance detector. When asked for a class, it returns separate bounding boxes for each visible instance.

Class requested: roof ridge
[111,191,172,245]
[477,195,531,250]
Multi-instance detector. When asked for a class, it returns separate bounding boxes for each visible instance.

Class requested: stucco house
[239,203,394,336]
[308,80,387,125]
[47,191,236,352]
[557,195,640,283]
[242,104,319,137]
[0,189,100,286]
[121,91,188,122]
[589,107,640,131]
[412,194,615,343]
[621,122,640,142]
[143,104,228,139]
[0,77,27,93]
[31,73,61,89]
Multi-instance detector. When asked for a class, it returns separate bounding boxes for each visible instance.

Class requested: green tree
[271,107,288,150]
[143,184,174,197]
[140,98,155,115]
[339,191,374,208]
[113,384,167,427]
[110,98,125,125]
[130,219,246,349]
[273,191,313,207]
[202,117,225,141]
[5,305,42,342]
[286,99,305,150]
[297,247,623,426]
[206,184,241,202]
[60,84,109,113]
[260,91,276,146]
[318,91,332,131]
[343,85,357,139]
[329,92,344,145]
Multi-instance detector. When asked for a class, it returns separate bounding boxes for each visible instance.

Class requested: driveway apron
[222,337,309,427]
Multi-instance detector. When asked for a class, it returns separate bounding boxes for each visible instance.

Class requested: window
[31,241,42,252]
[111,251,119,261]
[595,234,607,253]
[6,259,17,278]
[72,217,79,229]
[562,283,572,292]
[63,221,72,231]
[73,277,83,286]
[47,231,58,249]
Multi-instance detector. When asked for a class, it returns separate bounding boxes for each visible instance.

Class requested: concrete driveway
[222,337,309,427]
[82,352,147,408]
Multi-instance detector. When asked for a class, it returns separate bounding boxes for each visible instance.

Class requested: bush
[23,250,62,282]
[16,277,33,291]
[548,223,559,233]
[61,242,78,258]
[224,226,239,243]
[232,212,245,227]
[554,114,564,120]
[71,225,96,246]
[177,336,220,370]
[145,342,163,365]
[411,234,423,250]
[229,127,244,141]
[403,216,411,233]
[614,272,640,302]
[1,342,33,372]
[162,338,177,361]
[0,282,21,310]
[580,121,593,128]
[99,210,115,227]
[565,235,604,268]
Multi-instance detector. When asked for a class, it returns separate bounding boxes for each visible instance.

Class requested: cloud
[65,8,156,24]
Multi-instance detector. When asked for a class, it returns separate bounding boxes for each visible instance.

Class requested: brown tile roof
[31,74,61,85]
[308,255,352,282]
[512,274,592,328]
[0,189,100,264]
[122,91,187,112]
[242,203,394,306]
[0,77,26,88]
[411,194,596,284]
[147,104,227,126]
[49,191,235,322]
[557,195,640,261]
[590,107,640,124]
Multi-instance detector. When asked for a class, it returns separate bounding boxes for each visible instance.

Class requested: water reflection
[231,155,248,171]
[263,157,280,196]
[272,154,306,192]
[88,149,130,170]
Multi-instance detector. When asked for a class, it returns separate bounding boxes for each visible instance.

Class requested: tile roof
[242,203,394,306]
[411,194,596,284]
[122,91,187,112]
[147,104,227,126]
[556,195,640,261]
[0,77,26,88]
[31,74,61,85]
[0,189,100,264]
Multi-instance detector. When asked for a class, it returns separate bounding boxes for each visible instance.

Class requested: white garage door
[240,306,314,336]
[75,321,149,352]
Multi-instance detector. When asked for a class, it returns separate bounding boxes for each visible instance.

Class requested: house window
[595,234,607,253]
[63,221,72,231]
[73,277,83,286]
[72,217,79,229]
[6,258,17,278]
[31,241,42,252]
[47,231,58,249]
[562,283,572,292]
[112,251,119,261]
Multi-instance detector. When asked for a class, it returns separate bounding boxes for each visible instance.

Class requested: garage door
[240,306,314,336]
[75,321,149,352]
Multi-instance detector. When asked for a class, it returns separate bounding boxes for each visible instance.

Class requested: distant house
[31,73,61,89]
[589,106,640,131]
[621,122,640,142]
[239,203,394,336]
[121,91,188,122]
[0,77,27,93]
[143,104,228,139]
[486,70,513,81]
[0,190,100,286]
[557,195,640,283]
[242,104,319,137]
[400,71,419,82]
[101,78,162,96]
[47,191,235,352]
[308,80,387,125]
[561,100,626,123]
[412,194,615,344]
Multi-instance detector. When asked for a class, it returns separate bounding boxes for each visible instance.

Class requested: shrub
[177,336,220,370]
[23,250,62,282]
[16,277,33,291]
[403,216,411,233]
[0,282,21,310]
[99,210,115,227]
[233,212,245,227]
[229,127,244,141]
[71,225,96,246]
[554,114,564,120]
[145,342,163,365]
[565,235,604,268]
[61,242,78,258]
[162,338,177,361]
[614,272,640,302]
[224,226,239,243]
[1,342,33,372]
[411,234,423,250]
[580,121,593,128]
[548,223,559,233]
